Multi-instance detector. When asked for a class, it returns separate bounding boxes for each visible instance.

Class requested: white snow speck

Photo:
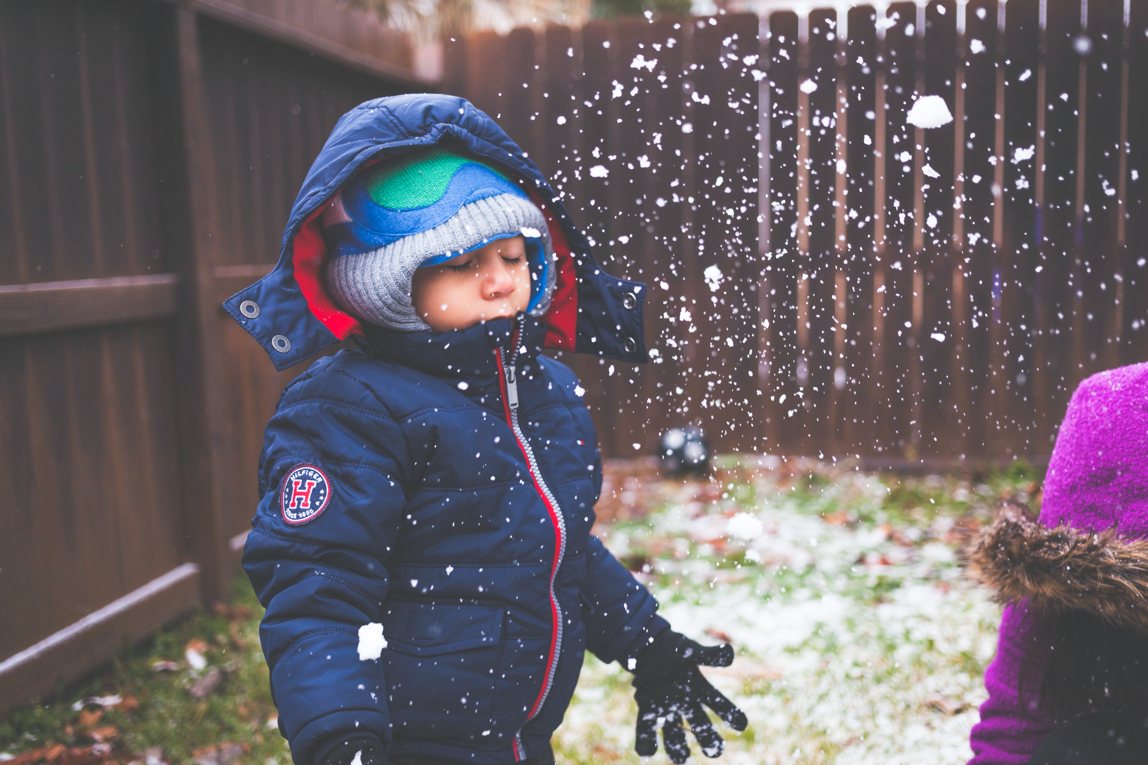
[520,226,543,238]
[589,165,609,178]
[358,622,387,661]
[574,384,586,398]
[800,78,818,94]
[457,381,469,391]
[930,332,946,342]
[350,751,364,765]
[555,115,567,125]
[906,95,953,129]
[922,163,940,179]
[969,39,986,54]
[704,265,724,292]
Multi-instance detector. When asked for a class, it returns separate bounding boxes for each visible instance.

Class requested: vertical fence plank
[1125,0,1148,362]
[645,16,695,450]
[1039,0,1084,441]
[763,11,800,453]
[959,0,1000,457]
[873,2,918,459]
[800,8,839,456]
[689,13,761,452]
[995,0,1040,458]
[841,6,877,458]
[1080,0,1126,375]
[919,0,958,458]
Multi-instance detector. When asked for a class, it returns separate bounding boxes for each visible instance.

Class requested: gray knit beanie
[320,148,556,331]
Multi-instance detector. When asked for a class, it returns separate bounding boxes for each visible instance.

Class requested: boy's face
[411,235,532,332]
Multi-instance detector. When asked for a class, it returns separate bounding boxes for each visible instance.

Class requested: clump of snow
[703,265,724,292]
[589,165,609,179]
[906,95,953,129]
[799,78,818,94]
[358,622,387,661]
[1012,146,1035,163]
[519,226,543,238]
[727,512,763,540]
[631,54,657,72]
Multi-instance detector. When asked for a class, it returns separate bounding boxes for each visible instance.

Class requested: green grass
[0,458,1035,764]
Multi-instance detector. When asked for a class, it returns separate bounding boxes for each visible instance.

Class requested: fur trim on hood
[968,503,1148,633]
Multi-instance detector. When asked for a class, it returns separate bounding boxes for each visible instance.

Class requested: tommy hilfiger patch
[279,464,332,525]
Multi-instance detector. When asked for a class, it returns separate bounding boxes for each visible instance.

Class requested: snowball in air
[728,512,764,541]
[906,95,953,129]
[358,622,387,661]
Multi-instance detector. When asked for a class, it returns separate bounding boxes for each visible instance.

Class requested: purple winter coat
[967,361,1148,764]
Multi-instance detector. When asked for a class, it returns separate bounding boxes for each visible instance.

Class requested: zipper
[495,319,567,762]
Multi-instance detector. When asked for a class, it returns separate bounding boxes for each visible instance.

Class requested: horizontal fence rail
[445,0,1148,463]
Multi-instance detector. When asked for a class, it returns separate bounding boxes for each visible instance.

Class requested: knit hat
[321,147,556,331]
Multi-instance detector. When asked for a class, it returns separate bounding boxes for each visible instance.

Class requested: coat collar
[359,314,546,382]
[221,93,647,371]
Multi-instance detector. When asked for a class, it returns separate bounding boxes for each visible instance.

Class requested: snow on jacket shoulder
[227,94,665,765]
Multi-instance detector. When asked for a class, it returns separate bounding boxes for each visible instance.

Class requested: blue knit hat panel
[321,148,556,331]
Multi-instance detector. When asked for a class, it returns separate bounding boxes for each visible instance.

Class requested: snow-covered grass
[553,456,1037,765]
[0,457,1037,764]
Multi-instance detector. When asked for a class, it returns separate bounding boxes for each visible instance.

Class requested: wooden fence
[0,0,423,714]
[445,0,1148,464]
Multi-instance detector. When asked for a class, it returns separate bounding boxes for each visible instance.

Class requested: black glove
[316,734,384,765]
[630,629,748,763]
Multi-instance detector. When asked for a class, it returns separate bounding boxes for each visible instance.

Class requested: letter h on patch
[280,464,332,525]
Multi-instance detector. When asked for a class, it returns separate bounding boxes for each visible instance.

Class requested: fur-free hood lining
[968,503,1148,633]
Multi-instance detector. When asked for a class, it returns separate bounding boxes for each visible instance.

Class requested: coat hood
[223,93,648,370]
[968,503,1148,633]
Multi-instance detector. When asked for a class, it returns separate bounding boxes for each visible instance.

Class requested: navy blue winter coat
[223,94,669,764]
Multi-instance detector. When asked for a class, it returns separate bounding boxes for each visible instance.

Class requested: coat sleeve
[579,534,670,663]
[243,369,411,764]
[968,601,1056,765]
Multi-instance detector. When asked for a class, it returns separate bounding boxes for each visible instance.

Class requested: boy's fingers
[635,709,659,757]
[694,643,735,667]
[663,713,690,764]
[682,703,724,758]
[701,683,749,731]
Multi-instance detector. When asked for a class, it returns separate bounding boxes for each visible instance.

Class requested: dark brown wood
[995,0,1040,458]
[1037,0,1084,445]
[0,564,201,718]
[1078,0,1126,376]
[763,11,800,453]
[960,0,1000,457]
[1124,0,1148,363]
[190,0,425,86]
[0,275,178,336]
[841,6,878,457]
[798,8,840,455]
[154,6,233,603]
[918,0,958,457]
[874,2,918,459]
[691,13,761,453]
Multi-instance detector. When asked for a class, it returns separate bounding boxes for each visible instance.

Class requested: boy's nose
[482,260,517,298]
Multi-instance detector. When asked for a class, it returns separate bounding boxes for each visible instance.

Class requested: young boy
[224,93,746,765]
